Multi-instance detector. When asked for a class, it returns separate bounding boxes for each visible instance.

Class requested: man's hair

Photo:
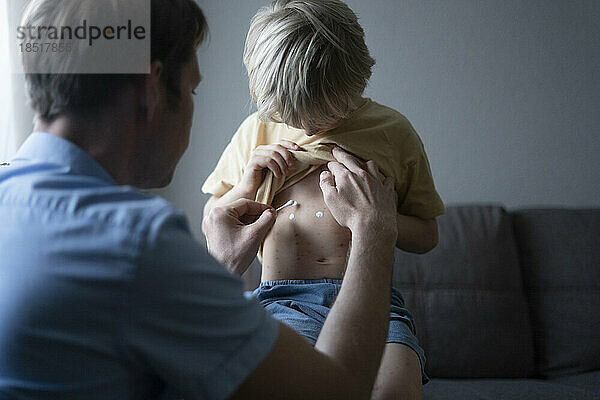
[23,0,207,122]
[243,0,375,133]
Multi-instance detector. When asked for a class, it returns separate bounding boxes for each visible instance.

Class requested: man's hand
[229,150,400,400]
[319,147,397,239]
[202,199,276,275]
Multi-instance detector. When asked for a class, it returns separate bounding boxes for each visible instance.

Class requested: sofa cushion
[394,205,535,378]
[512,209,600,378]
[550,370,600,394]
[424,377,599,400]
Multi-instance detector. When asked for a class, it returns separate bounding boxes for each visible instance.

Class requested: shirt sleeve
[124,206,279,400]
[202,114,260,197]
[396,133,445,219]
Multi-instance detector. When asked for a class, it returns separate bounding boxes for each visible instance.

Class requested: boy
[203,0,444,397]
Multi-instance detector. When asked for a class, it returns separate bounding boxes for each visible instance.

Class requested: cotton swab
[276,200,297,212]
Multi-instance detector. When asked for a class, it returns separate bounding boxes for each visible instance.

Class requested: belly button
[316,257,327,263]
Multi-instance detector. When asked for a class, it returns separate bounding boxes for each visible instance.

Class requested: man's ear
[141,60,163,122]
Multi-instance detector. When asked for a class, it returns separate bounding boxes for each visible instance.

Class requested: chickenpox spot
[289,213,295,220]
[315,211,324,218]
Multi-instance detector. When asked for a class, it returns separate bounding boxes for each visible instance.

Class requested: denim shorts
[251,279,429,384]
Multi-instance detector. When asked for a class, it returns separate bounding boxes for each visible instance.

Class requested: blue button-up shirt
[0,132,278,399]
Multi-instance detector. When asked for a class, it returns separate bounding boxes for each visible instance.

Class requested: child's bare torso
[261,165,352,281]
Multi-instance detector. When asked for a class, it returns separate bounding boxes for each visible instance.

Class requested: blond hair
[244,0,375,133]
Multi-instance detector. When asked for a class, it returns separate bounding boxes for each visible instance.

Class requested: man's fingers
[319,170,336,196]
[327,161,348,177]
[228,198,272,220]
[384,176,394,189]
[331,146,363,174]
[226,198,251,217]
[247,208,276,237]
[384,176,397,205]
[365,160,379,178]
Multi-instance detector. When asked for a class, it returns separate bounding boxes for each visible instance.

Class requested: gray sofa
[393,205,600,399]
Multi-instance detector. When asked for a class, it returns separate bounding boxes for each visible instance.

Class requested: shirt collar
[12,132,116,185]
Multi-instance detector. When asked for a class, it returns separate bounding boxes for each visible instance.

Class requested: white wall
[160,0,600,242]
[0,0,16,160]
[0,0,35,161]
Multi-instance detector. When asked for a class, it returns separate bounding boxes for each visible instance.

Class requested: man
[0,0,400,399]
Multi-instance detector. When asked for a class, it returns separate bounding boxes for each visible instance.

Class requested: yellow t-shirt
[202,98,445,220]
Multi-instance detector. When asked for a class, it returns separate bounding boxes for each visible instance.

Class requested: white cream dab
[315,211,324,218]
[289,213,295,220]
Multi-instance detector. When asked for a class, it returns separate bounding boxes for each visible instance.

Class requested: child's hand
[240,140,302,191]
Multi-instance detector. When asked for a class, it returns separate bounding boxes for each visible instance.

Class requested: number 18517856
[19,42,72,53]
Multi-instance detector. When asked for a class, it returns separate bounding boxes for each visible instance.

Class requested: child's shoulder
[235,112,304,143]
[237,111,262,132]
[350,99,421,146]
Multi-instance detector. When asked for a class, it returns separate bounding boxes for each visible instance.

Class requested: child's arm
[203,140,301,221]
[204,184,256,221]
[395,214,439,254]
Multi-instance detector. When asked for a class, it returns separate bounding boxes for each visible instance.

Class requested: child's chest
[261,165,352,280]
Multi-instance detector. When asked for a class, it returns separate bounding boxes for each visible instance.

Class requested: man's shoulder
[0,163,187,239]
[93,185,187,237]
[65,183,189,243]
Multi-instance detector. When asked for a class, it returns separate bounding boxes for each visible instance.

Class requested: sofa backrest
[512,208,600,378]
[393,205,535,378]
